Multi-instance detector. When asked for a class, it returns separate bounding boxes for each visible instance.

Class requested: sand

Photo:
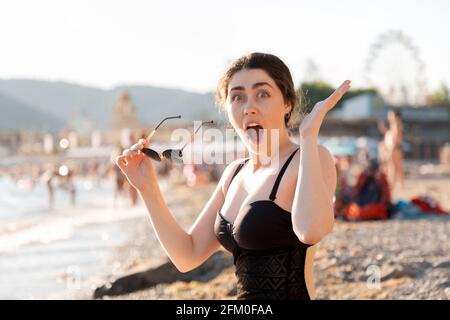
[93,162,450,300]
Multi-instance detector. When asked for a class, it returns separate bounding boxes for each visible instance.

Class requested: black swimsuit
[214,148,313,300]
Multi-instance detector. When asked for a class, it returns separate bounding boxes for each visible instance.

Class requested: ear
[284,103,292,114]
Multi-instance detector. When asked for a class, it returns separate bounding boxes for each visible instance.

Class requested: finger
[334,80,351,96]
[123,148,133,156]
[125,147,143,155]
[116,155,127,170]
[325,80,351,107]
[139,138,149,148]
[126,152,144,167]
[125,149,142,160]
[339,79,351,90]
[130,142,143,151]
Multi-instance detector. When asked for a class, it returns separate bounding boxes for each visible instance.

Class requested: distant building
[109,92,141,146]
[323,92,387,138]
[329,93,387,120]
[0,131,20,155]
[394,105,449,160]
[111,92,140,131]
[324,93,450,160]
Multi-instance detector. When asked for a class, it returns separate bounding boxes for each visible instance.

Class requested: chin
[244,139,268,155]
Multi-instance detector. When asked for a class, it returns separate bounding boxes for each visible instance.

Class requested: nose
[243,98,258,116]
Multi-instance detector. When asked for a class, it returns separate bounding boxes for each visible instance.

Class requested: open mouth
[245,124,263,131]
[245,123,264,144]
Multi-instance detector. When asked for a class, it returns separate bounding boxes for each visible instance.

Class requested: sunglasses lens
[163,149,183,163]
[162,149,172,161]
[141,148,162,161]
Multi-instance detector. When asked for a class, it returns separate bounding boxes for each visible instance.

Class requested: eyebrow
[229,82,274,92]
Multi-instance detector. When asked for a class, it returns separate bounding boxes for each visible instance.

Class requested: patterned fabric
[234,247,310,300]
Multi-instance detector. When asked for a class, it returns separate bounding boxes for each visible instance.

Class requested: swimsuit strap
[269,148,300,201]
[228,158,250,190]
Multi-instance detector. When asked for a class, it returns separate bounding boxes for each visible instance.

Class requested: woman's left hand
[299,80,351,140]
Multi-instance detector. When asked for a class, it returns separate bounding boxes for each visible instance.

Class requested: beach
[0,174,154,299]
[1,0,449,302]
[92,162,450,300]
[1,161,449,300]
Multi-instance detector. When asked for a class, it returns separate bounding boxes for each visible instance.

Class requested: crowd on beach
[334,110,449,220]
[2,109,449,218]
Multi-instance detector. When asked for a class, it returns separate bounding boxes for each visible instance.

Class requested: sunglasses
[145,115,182,141]
[142,120,214,163]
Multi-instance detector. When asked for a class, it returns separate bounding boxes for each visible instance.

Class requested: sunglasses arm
[180,120,213,150]
[146,115,182,141]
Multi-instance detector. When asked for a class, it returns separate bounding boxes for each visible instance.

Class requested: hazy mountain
[0,91,64,130]
[0,79,223,131]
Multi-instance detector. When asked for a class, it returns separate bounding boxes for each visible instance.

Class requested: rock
[434,260,450,269]
[226,285,237,297]
[382,264,417,281]
[93,251,233,299]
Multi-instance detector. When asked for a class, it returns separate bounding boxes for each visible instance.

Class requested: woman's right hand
[116,138,157,194]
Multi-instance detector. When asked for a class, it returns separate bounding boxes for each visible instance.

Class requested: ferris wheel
[364,29,428,106]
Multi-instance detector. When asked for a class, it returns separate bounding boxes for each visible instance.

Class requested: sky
[0,0,449,94]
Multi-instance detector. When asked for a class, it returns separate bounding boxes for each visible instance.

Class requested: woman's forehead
[228,69,276,90]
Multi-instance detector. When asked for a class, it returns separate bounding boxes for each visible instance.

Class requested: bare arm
[117,140,241,272]
[292,80,350,244]
[377,120,388,135]
[392,118,403,146]
[139,163,238,272]
[292,141,337,244]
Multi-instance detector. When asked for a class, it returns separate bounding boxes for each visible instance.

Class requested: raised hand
[299,80,351,139]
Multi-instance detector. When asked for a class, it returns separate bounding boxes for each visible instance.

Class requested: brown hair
[215,52,302,131]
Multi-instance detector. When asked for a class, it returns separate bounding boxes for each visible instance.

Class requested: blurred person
[110,145,132,207]
[333,155,354,218]
[41,164,76,210]
[343,159,392,221]
[127,133,139,206]
[377,120,389,174]
[378,111,404,190]
[183,163,198,187]
[439,142,450,166]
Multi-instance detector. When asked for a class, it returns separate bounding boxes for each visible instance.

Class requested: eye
[258,91,270,98]
[231,94,242,102]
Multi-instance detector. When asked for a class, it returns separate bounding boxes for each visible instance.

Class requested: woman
[378,110,405,190]
[116,52,351,300]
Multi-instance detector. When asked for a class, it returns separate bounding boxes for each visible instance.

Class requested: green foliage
[429,83,450,107]
[299,81,378,113]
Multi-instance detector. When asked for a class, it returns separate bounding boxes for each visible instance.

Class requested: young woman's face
[225,69,291,153]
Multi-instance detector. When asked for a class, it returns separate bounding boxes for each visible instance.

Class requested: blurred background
[0,0,449,299]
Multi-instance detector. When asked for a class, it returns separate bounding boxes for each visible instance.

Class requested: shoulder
[316,144,336,173]
[218,157,249,196]
[317,144,335,165]
[291,144,335,167]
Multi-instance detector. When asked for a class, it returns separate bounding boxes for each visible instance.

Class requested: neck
[249,128,296,172]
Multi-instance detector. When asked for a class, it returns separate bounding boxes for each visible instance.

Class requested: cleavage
[221,171,276,224]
